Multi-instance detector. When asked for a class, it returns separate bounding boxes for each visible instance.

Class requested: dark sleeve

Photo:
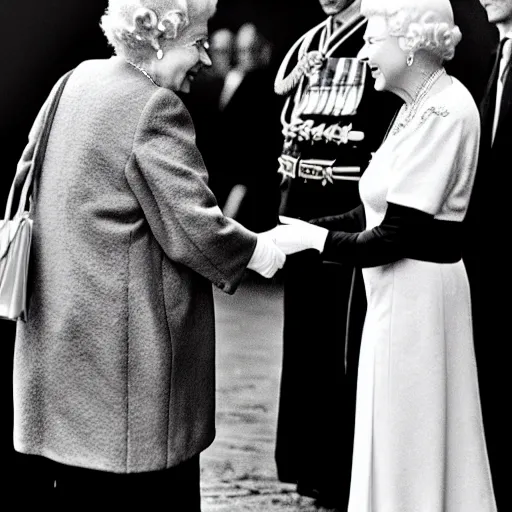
[321,202,433,268]
[309,204,366,232]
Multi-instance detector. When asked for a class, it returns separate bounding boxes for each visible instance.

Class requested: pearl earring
[157,49,164,60]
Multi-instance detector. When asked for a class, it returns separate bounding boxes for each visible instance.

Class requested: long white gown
[347,77,497,512]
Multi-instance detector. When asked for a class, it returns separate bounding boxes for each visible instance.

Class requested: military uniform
[274,7,399,507]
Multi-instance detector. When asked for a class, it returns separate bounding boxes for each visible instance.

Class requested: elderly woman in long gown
[268,0,498,510]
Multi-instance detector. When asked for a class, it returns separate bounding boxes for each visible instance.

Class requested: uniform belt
[278,155,360,184]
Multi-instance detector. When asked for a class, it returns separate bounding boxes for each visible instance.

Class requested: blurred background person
[186,19,282,233]
[220,22,282,232]
[185,27,236,202]
[219,22,271,110]
[210,27,236,77]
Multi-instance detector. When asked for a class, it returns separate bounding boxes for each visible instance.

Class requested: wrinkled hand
[264,217,329,255]
[247,232,286,278]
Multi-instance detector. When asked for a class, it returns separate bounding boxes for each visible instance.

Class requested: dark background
[0,0,497,485]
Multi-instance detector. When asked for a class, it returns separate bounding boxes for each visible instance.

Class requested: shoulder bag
[0,70,73,321]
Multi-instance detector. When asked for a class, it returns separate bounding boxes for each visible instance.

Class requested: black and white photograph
[0,1,507,511]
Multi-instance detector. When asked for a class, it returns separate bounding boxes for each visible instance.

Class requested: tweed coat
[13,56,257,473]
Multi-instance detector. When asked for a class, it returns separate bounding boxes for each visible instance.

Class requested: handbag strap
[4,70,73,220]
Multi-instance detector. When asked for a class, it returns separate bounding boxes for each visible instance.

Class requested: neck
[497,21,512,39]
[332,0,359,29]
[332,15,343,30]
[127,60,160,87]
[396,62,442,106]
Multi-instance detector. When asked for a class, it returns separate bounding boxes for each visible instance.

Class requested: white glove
[247,232,286,278]
[264,216,329,255]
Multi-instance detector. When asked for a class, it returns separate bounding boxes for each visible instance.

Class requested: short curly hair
[101,0,217,64]
[361,0,462,62]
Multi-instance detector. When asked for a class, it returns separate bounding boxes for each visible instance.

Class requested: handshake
[248,216,328,278]
[265,216,328,255]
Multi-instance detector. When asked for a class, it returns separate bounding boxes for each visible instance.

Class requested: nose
[200,48,212,67]
[357,44,369,63]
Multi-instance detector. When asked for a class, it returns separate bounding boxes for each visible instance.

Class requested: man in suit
[465,2,512,511]
[273,0,399,508]
[446,0,498,104]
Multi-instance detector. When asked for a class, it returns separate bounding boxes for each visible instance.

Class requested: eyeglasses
[185,37,210,52]
[363,36,389,45]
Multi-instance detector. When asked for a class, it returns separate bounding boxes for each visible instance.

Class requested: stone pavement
[200,275,339,512]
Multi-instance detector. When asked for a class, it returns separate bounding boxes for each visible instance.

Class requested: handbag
[0,70,72,321]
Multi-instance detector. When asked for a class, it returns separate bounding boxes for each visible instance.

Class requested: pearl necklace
[391,68,445,136]
[127,61,159,87]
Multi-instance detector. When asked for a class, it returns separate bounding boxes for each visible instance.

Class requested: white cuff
[309,225,329,252]
[247,233,285,278]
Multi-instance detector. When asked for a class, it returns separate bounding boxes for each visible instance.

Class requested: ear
[396,35,410,52]
[158,10,189,40]
[133,8,158,32]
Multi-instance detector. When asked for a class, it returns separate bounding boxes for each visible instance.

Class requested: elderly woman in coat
[12,0,284,508]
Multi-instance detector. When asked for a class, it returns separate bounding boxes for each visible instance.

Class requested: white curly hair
[360,0,462,62]
[101,0,217,64]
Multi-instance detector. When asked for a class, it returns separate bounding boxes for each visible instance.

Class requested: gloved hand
[263,216,329,255]
[247,232,286,278]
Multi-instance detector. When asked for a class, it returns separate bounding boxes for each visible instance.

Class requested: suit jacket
[13,56,256,473]
[461,36,510,512]
[464,37,509,277]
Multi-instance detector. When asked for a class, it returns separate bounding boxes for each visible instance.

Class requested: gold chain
[127,61,159,87]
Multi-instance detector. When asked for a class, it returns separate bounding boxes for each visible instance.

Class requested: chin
[373,76,386,92]
[180,80,191,94]
[484,6,503,23]
[322,7,339,16]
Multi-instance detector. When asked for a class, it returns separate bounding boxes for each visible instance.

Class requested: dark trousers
[275,251,365,509]
[13,452,201,511]
[465,256,508,512]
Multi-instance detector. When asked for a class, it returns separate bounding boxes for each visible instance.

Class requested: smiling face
[318,0,354,16]
[153,19,212,93]
[480,0,512,29]
[357,16,407,94]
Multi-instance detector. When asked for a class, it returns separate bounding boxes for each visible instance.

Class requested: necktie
[493,38,511,143]
[480,38,508,146]
[500,38,512,83]
[219,69,244,110]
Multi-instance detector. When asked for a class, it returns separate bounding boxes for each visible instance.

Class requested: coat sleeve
[125,88,257,294]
